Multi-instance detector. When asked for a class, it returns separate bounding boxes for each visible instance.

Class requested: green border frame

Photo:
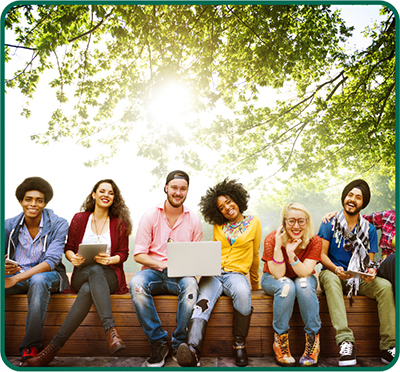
[0,0,398,370]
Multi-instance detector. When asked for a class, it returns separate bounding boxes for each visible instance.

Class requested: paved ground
[5,355,387,369]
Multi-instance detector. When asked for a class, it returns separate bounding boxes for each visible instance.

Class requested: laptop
[167,241,221,277]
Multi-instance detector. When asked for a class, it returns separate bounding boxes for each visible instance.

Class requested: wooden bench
[4,288,380,358]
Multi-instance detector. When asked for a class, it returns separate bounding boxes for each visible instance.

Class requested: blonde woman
[261,202,322,367]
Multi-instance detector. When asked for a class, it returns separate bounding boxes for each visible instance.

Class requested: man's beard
[345,203,362,216]
[167,193,186,208]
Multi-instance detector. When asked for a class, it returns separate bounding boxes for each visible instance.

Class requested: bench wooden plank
[4,290,379,358]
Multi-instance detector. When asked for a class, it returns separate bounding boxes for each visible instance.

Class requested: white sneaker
[338,341,357,367]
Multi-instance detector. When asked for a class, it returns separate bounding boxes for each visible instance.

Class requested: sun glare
[148,82,191,126]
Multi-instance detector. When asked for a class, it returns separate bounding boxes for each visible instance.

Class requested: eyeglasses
[285,218,308,227]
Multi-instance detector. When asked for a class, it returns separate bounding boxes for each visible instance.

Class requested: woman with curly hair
[23,179,132,367]
[177,178,261,367]
[261,202,322,367]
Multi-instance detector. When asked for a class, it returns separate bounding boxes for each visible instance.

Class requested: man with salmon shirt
[129,170,203,367]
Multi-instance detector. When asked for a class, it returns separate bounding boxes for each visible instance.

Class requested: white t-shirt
[81,214,111,256]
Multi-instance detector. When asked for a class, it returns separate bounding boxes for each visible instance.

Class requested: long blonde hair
[280,202,315,249]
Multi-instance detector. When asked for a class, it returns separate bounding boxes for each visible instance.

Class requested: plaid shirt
[363,210,395,257]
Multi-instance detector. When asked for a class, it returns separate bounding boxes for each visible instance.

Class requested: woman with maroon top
[261,202,322,367]
[23,179,132,367]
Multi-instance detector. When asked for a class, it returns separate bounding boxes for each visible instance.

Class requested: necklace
[93,214,108,243]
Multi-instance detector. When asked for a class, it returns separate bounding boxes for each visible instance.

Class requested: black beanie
[341,179,370,209]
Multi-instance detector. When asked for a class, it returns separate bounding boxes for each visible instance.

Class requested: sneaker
[171,348,178,362]
[273,332,296,367]
[20,347,38,364]
[381,347,395,364]
[299,334,320,367]
[146,340,169,367]
[338,341,357,367]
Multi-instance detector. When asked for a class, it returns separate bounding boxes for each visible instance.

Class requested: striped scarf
[332,210,370,298]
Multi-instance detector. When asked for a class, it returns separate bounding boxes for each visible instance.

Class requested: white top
[81,214,111,255]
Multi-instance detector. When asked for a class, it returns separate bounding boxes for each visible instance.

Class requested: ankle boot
[232,307,253,367]
[106,326,126,355]
[273,332,296,367]
[299,333,320,367]
[177,318,207,367]
[22,343,61,367]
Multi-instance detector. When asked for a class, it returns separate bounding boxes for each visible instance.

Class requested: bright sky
[2,3,391,230]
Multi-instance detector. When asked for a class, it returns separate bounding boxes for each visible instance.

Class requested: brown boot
[22,344,60,367]
[106,326,126,355]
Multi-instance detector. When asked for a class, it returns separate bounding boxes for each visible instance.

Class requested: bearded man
[318,179,395,366]
[129,170,203,367]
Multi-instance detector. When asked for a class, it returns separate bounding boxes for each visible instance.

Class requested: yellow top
[213,216,261,290]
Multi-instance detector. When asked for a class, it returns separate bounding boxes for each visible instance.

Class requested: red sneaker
[20,347,38,364]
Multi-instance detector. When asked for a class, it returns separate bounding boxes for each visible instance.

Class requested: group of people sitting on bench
[4,172,396,368]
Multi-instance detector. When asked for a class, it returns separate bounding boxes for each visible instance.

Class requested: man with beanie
[129,171,203,367]
[318,179,395,366]
[4,177,69,365]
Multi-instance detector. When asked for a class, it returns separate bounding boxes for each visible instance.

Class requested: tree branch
[5,44,37,50]
[68,10,114,43]
[376,81,395,126]
[225,5,267,46]
[237,70,345,134]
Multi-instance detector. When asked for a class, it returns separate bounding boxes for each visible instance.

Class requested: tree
[4,4,395,184]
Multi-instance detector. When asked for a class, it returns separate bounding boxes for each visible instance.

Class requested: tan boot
[22,344,60,367]
[106,326,126,355]
[273,332,296,367]
[299,333,320,367]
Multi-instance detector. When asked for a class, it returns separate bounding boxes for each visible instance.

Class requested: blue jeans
[191,270,252,321]
[261,273,321,336]
[5,271,60,354]
[129,269,198,349]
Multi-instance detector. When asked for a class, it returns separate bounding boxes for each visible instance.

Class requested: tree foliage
[4,4,395,183]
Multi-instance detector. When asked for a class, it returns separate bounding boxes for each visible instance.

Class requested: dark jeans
[51,264,118,348]
[378,253,396,299]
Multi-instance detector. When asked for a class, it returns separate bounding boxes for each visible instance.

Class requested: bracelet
[290,257,300,266]
[334,266,340,274]
[272,257,285,265]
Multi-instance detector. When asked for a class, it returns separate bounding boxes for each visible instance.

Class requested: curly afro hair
[15,177,53,203]
[199,178,249,226]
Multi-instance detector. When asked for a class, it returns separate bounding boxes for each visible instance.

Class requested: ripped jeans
[129,269,198,348]
[261,273,321,336]
[191,270,252,321]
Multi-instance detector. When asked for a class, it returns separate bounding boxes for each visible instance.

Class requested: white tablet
[344,270,375,278]
[78,243,107,265]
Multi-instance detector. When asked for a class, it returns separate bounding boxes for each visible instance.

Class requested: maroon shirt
[65,212,129,294]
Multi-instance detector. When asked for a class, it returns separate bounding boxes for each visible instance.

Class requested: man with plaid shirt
[365,210,396,298]
[364,210,395,258]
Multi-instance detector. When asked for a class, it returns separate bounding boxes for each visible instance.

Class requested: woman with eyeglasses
[261,202,322,367]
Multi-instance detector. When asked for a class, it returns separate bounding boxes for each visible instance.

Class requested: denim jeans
[191,270,252,321]
[51,264,118,348]
[130,269,198,349]
[261,273,321,336]
[5,271,60,354]
[319,269,395,350]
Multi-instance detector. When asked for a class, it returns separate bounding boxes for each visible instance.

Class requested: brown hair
[81,179,132,235]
